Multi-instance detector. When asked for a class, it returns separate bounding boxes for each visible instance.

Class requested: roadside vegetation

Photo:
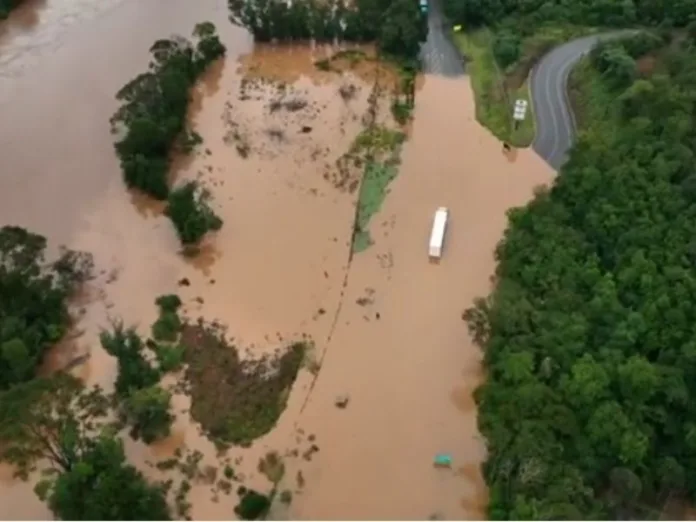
[443,0,696,146]
[452,25,593,146]
[462,20,696,520]
[111,22,226,247]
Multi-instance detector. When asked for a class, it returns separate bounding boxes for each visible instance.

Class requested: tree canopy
[464,31,696,519]
[46,434,171,520]
[111,23,225,246]
[0,226,92,390]
[228,0,427,62]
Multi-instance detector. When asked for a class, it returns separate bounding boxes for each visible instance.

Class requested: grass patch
[353,162,399,253]
[454,28,534,147]
[351,126,405,155]
[348,127,404,253]
[180,322,307,446]
[454,25,598,147]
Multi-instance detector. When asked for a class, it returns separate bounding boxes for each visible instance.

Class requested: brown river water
[0,0,554,519]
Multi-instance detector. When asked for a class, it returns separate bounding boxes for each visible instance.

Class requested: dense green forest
[228,0,427,62]
[111,22,226,246]
[460,16,696,522]
[444,0,696,30]
[0,227,171,519]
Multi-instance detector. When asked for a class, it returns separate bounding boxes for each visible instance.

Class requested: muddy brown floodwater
[0,0,554,519]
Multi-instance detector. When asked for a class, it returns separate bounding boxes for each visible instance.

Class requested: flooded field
[0,0,554,519]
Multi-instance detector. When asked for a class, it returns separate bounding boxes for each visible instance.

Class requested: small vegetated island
[446,0,696,519]
[444,0,696,147]
[111,22,226,250]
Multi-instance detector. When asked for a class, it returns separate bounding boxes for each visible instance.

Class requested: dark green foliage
[229,0,426,62]
[100,324,160,398]
[111,23,226,200]
[47,434,171,520]
[100,323,175,444]
[152,311,182,342]
[443,0,696,29]
[0,226,93,390]
[123,385,175,444]
[465,33,696,519]
[0,374,109,476]
[492,30,521,68]
[155,293,183,314]
[234,489,270,520]
[154,343,185,373]
[165,181,223,246]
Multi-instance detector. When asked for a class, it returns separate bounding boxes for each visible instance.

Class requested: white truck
[429,207,449,260]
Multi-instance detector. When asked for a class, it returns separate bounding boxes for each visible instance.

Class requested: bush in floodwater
[234,490,271,520]
[165,181,223,246]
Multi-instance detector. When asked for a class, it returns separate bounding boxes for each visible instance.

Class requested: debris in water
[335,394,350,409]
[433,454,452,468]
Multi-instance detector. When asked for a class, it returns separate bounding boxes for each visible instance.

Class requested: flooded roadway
[0,0,554,519]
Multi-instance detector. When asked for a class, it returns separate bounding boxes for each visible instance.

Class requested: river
[0,0,554,519]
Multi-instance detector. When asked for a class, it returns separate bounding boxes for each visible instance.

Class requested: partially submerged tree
[0,373,109,477]
[123,385,175,444]
[112,23,227,201]
[0,226,93,389]
[166,181,223,246]
[100,322,175,444]
[100,323,160,398]
[43,434,171,520]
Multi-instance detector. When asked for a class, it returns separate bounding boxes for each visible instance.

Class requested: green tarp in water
[433,454,452,467]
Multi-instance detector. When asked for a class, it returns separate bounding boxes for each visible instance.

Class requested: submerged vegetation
[111,22,226,246]
[181,321,307,446]
[464,27,696,519]
[347,126,405,252]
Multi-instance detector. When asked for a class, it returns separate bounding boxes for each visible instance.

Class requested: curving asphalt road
[530,32,630,169]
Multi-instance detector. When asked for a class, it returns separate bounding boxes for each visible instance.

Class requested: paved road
[530,32,629,169]
[420,0,465,77]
